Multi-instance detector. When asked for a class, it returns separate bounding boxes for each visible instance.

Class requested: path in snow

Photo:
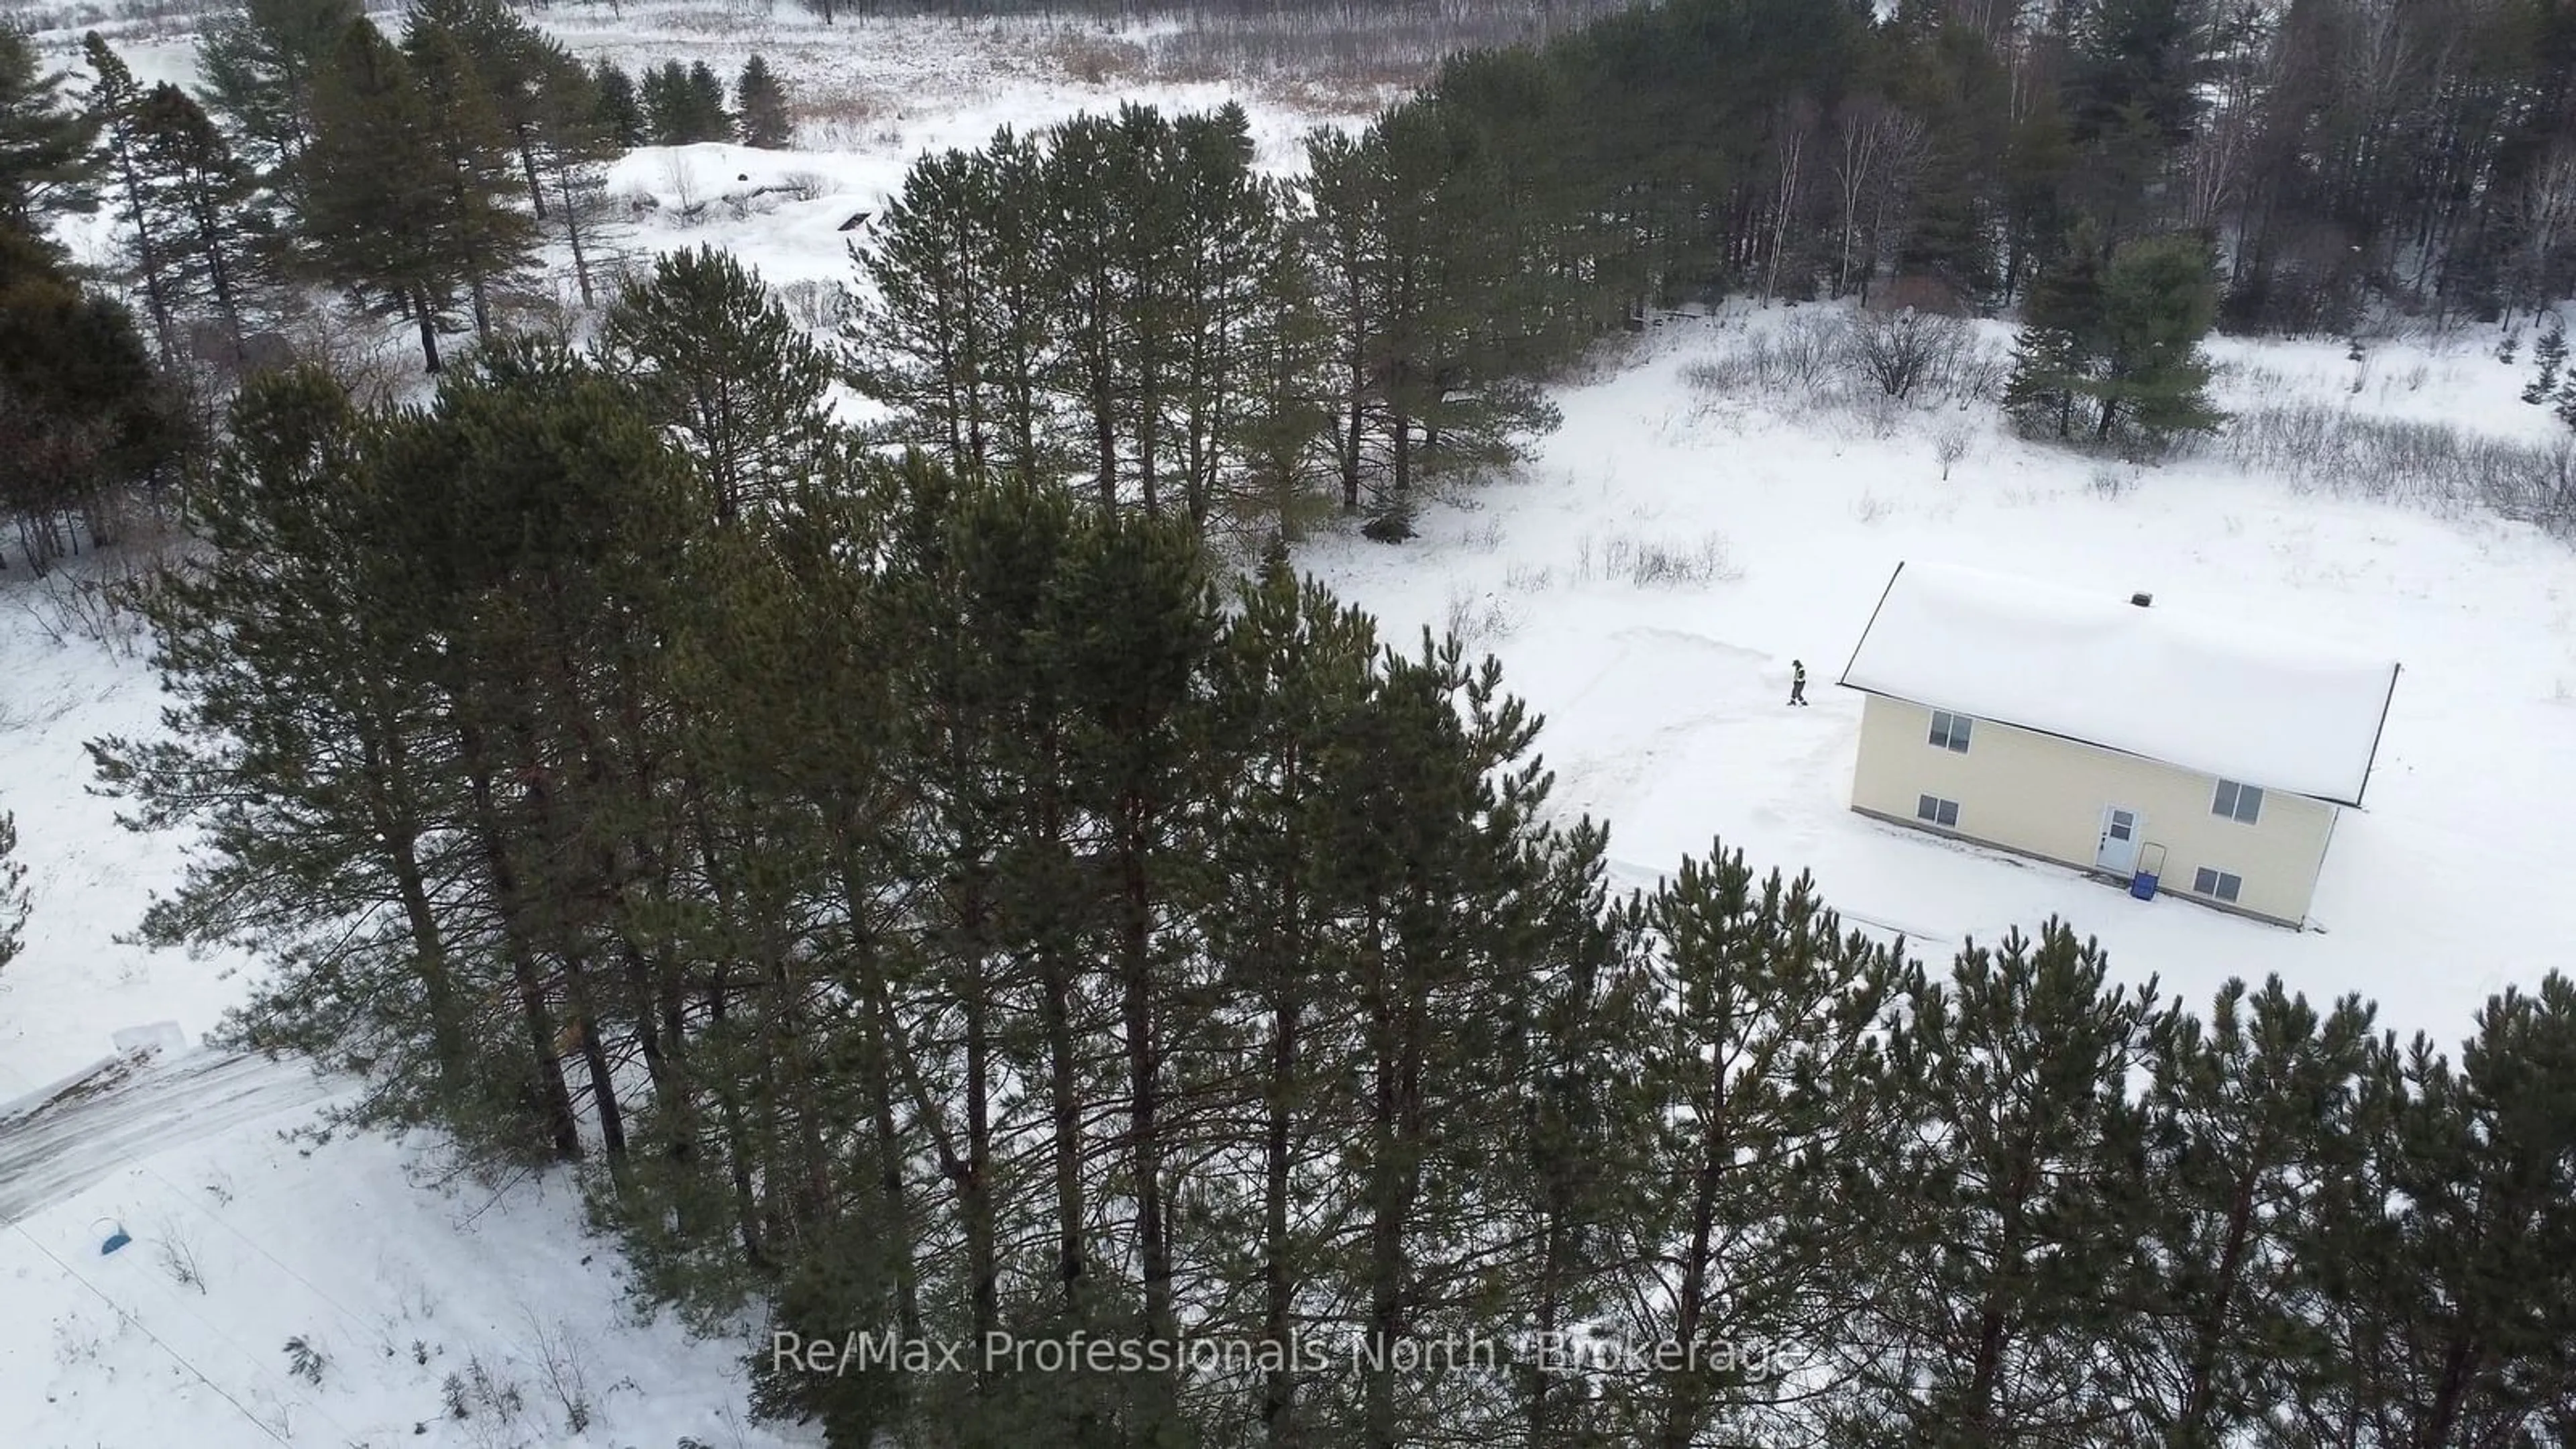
[0,1049,333,1221]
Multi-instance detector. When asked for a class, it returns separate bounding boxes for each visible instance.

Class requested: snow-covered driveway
[0,1049,333,1222]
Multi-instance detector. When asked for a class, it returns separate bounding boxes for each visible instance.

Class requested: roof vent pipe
[2131,592,2153,608]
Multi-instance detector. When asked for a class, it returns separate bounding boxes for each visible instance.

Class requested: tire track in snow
[0,1049,333,1222]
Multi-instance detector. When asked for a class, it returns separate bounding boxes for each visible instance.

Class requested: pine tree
[0,219,180,572]
[402,17,540,343]
[2304,979,2576,1442]
[1044,506,1226,1441]
[734,54,790,149]
[1862,922,2171,1443]
[1630,847,1905,1447]
[519,52,618,307]
[0,21,99,229]
[83,34,179,356]
[2088,231,2222,444]
[90,366,487,1116]
[2524,317,2567,405]
[1303,126,1387,512]
[2003,218,2108,439]
[2121,977,2378,1446]
[1198,554,1382,1440]
[641,59,728,146]
[685,62,732,143]
[131,83,258,363]
[598,245,835,523]
[638,60,684,146]
[400,0,559,217]
[297,19,451,368]
[0,808,25,975]
[196,0,359,198]
[591,58,644,150]
[1235,195,1334,541]
[299,18,531,371]
[848,140,1030,486]
[649,58,731,145]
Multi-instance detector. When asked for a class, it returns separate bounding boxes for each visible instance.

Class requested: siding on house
[1849,694,2340,926]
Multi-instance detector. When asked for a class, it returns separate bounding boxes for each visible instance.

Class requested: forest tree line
[9,0,2576,563]
[847,0,2576,521]
[99,274,2576,1446]
[0,0,796,568]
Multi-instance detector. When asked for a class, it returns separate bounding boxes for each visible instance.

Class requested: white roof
[1839,561,2400,806]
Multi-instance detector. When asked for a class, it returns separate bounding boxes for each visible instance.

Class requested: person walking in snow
[1788,659,1809,706]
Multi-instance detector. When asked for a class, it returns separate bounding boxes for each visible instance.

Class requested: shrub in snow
[283,1334,327,1385]
[1846,307,1969,400]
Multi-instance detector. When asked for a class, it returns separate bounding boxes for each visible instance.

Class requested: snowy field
[1305,313,2576,1050]
[7,9,2576,1446]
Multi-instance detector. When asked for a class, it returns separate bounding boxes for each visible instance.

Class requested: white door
[2096,807,2143,876]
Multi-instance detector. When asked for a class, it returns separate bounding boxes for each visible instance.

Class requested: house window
[1916,794,1961,828]
[2212,780,2263,824]
[2192,867,2244,903]
[1928,711,1973,753]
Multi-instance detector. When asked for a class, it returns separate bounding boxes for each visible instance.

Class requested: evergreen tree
[0,219,180,572]
[2524,317,2567,405]
[0,808,25,975]
[2064,0,2212,238]
[1884,24,2008,310]
[1860,922,2170,1444]
[637,60,684,145]
[2003,217,2108,439]
[598,245,835,523]
[1044,505,1226,1442]
[849,131,1059,488]
[519,52,618,307]
[196,0,359,198]
[0,21,99,229]
[90,366,486,1117]
[685,61,732,142]
[402,17,540,343]
[131,83,259,363]
[1627,847,1905,1448]
[83,34,179,356]
[735,54,790,149]
[400,0,561,217]
[2004,223,2218,448]
[299,18,531,371]
[591,58,644,149]
[640,59,729,146]
[2304,979,2576,1443]
[2121,977,2379,1446]
[1196,553,1383,1441]
[2087,231,2222,445]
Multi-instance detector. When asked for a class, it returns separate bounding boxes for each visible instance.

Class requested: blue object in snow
[2129,871,2159,902]
[101,1227,132,1254]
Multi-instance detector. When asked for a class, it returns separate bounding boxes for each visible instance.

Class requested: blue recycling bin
[2129,871,2159,902]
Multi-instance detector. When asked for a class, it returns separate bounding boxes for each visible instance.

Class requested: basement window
[1928,710,1973,753]
[2212,780,2263,824]
[1916,794,1961,828]
[2192,867,2244,904]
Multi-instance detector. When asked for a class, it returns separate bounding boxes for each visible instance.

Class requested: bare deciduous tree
[1829,98,1929,305]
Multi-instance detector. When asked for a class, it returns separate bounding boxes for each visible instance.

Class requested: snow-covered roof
[1839,561,2400,806]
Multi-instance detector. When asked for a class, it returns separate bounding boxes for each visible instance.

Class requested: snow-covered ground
[1303,311,2576,1046]
[7,9,2576,1446]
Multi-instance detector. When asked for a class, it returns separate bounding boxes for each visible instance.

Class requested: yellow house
[1837,561,2401,928]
